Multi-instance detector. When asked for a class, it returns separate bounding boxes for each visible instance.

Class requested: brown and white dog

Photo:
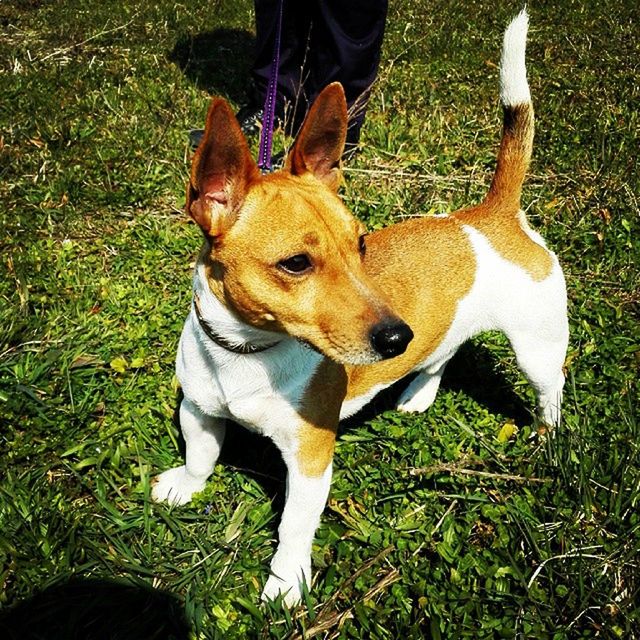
[152,11,568,605]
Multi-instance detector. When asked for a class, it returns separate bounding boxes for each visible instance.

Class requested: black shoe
[189,128,204,150]
[236,104,265,137]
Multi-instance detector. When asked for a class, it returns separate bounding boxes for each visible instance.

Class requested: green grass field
[1,0,638,637]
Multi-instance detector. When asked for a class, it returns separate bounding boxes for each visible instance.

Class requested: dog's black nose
[369,320,414,359]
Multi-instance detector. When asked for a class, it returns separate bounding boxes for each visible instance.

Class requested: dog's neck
[192,259,282,354]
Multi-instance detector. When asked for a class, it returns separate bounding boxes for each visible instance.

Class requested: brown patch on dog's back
[460,100,552,281]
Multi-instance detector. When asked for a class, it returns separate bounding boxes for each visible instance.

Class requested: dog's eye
[277,254,313,275]
[358,234,367,257]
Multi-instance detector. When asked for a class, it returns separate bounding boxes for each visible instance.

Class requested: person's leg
[309,0,388,146]
[251,0,313,133]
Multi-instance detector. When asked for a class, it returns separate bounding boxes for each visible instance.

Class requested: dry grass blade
[410,462,551,484]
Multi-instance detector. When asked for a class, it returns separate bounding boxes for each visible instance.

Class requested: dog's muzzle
[369,319,414,359]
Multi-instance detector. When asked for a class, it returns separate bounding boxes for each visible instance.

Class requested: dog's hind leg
[152,398,226,505]
[396,362,447,413]
[508,328,567,426]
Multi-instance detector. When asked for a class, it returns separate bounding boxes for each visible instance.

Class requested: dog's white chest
[176,314,321,440]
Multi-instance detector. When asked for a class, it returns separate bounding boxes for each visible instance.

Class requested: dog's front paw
[260,555,310,607]
[397,396,433,413]
[396,371,441,413]
[151,465,205,506]
[397,390,437,413]
[261,575,301,607]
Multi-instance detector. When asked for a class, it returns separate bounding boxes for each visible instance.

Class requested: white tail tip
[500,8,531,106]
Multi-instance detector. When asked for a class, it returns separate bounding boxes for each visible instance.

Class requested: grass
[1,0,638,637]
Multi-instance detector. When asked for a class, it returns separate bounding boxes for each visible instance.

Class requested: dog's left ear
[187,98,259,238]
[285,82,347,191]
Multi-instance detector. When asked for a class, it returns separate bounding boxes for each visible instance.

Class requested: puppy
[153,10,568,605]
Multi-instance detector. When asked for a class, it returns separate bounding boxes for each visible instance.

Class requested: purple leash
[257,0,284,173]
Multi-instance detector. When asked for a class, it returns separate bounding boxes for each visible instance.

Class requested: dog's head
[186,83,412,365]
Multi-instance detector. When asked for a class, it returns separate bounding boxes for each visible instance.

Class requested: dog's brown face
[187,84,412,365]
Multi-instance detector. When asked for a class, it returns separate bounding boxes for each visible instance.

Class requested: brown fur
[197,170,398,362]
[345,216,476,398]
[486,104,534,208]
[464,102,552,281]
[456,203,553,281]
[296,360,347,477]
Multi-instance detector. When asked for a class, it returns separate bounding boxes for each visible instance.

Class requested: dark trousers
[252,0,388,144]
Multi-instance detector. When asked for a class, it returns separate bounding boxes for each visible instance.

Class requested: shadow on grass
[342,341,531,428]
[0,577,190,640]
[169,28,255,103]
[442,341,532,426]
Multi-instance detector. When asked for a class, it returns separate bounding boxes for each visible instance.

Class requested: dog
[152,10,568,605]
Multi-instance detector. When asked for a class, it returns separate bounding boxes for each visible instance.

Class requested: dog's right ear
[187,98,259,238]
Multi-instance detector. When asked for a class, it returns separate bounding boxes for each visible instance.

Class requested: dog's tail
[484,9,533,209]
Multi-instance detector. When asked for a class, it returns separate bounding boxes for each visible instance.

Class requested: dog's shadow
[173,341,531,513]
[341,341,531,427]
[441,341,532,423]
[169,28,255,103]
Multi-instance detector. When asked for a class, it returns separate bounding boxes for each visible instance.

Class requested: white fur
[191,259,284,351]
[340,382,387,419]
[262,462,333,605]
[175,261,321,434]
[501,9,531,107]
[344,220,568,421]
[152,399,226,505]
[152,261,328,603]
[397,364,447,413]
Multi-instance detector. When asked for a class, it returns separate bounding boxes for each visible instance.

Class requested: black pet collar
[193,295,279,355]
